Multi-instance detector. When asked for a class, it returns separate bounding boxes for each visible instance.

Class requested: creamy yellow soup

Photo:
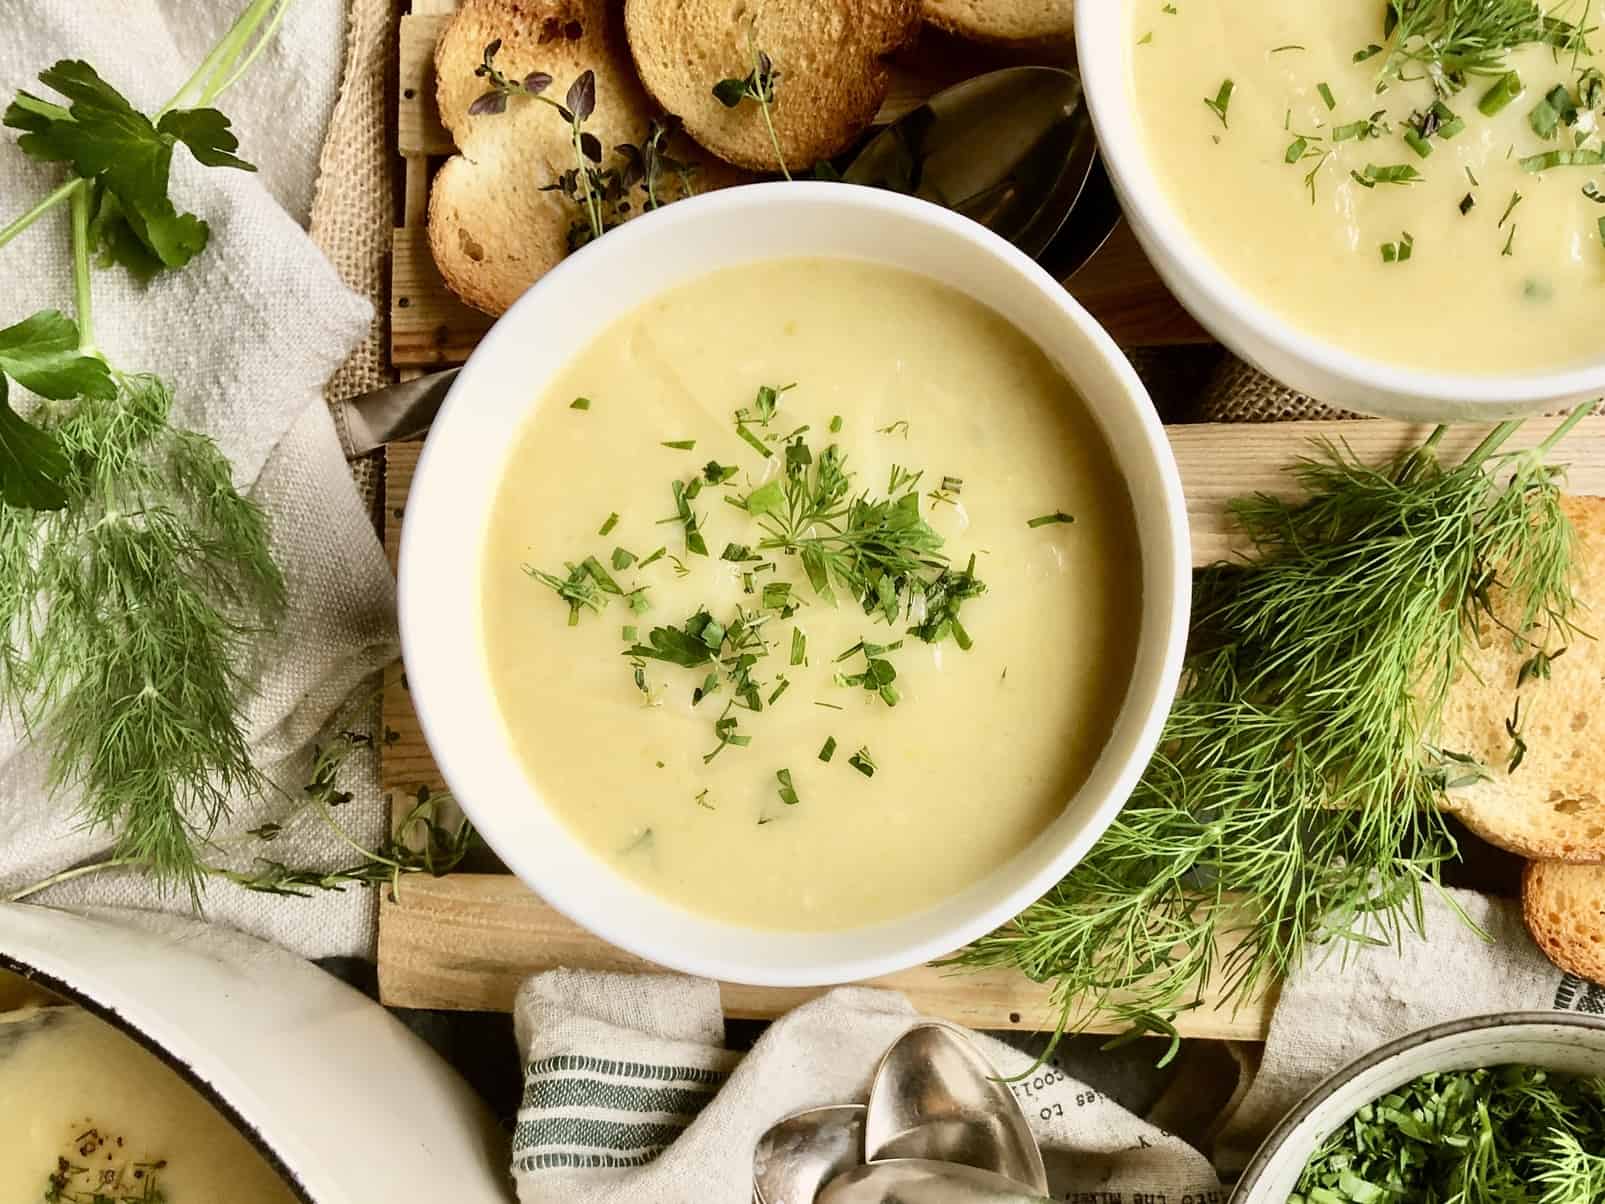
[1131,0,1605,374]
[0,1005,298,1204]
[481,258,1140,931]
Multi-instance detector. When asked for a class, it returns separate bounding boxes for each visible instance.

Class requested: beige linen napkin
[0,0,397,958]
[509,970,1226,1204]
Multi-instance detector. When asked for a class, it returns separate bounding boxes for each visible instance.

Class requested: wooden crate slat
[377,872,1279,1037]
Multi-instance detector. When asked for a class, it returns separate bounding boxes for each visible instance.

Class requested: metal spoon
[818,1159,1053,1203]
[843,65,1118,277]
[864,1022,1048,1193]
[342,67,1121,452]
[752,1104,866,1204]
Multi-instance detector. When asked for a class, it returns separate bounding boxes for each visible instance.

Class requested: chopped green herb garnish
[1332,110,1390,141]
[848,748,877,778]
[1351,163,1422,187]
[878,419,910,437]
[1204,78,1234,128]
[1459,192,1476,214]
[703,460,739,484]
[1503,224,1517,255]
[638,545,667,569]
[1027,511,1075,528]
[695,788,714,810]
[611,546,636,570]
[1286,136,1311,163]
[570,396,591,410]
[818,736,837,762]
[835,639,901,706]
[528,562,604,625]
[598,511,619,536]
[776,768,800,806]
[1478,71,1524,116]
[667,477,709,556]
[622,625,637,641]
[829,415,843,433]
[720,542,760,562]
[790,627,806,665]
[1317,81,1336,110]
[662,439,696,451]
[1380,232,1415,263]
[1521,147,1605,171]
[1499,190,1523,226]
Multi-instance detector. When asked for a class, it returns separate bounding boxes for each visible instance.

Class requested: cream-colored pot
[0,903,513,1204]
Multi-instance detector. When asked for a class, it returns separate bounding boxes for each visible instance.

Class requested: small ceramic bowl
[0,904,511,1204]
[399,182,1191,988]
[1234,1012,1605,1203]
[1075,6,1605,421]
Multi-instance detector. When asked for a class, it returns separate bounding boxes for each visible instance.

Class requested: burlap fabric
[1200,354,1357,423]
[309,0,398,500]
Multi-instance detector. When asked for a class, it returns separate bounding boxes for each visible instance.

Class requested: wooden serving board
[376,416,1605,1034]
[390,7,1208,372]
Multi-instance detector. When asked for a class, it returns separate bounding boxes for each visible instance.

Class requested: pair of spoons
[752,1022,1053,1203]
[343,66,1113,453]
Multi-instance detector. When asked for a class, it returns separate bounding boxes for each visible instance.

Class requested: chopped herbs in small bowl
[1234,1014,1605,1204]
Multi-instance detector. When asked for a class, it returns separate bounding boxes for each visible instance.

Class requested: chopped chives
[1380,232,1413,263]
[819,736,837,763]
[848,748,877,778]
[1430,101,1464,140]
[776,768,800,806]
[1502,225,1517,256]
[1598,215,1605,246]
[790,628,806,665]
[638,546,666,569]
[622,625,637,641]
[570,396,591,410]
[1027,511,1075,528]
[1521,148,1604,172]
[611,546,636,570]
[581,556,623,594]
[662,439,697,451]
[1317,82,1336,110]
[1477,72,1523,117]
[1403,128,1433,158]
[734,423,772,458]
[1459,193,1476,215]
[1286,137,1309,163]
[598,512,619,536]
[829,415,843,433]
[767,676,790,705]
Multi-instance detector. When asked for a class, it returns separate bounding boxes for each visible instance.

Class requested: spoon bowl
[818,1158,1054,1203]
[753,1104,866,1204]
[865,1022,1047,1193]
[844,66,1115,277]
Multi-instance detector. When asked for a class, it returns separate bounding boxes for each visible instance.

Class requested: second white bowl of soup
[400,183,1189,986]
[1080,0,1605,419]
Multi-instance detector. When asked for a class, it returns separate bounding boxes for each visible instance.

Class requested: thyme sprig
[472,42,699,250]
[713,20,791,179]
[8,731,478,903]
[953,410,1593,1058]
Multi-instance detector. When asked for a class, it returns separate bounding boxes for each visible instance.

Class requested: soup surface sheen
[0,1005,297,1203]
[1131,0,1605,374]
[481,258,1140,930]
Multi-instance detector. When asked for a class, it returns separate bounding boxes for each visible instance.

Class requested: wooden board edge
[377,873,1277,1039]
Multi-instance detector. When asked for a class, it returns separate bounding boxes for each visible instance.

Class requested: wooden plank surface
[376,417,1605,1021]
[379,873,1279,1038]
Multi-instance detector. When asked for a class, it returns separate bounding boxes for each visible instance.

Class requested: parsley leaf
[0,374,69,510]
[0,309,115,401]
[5,60,255,281]
[0,310,115,511]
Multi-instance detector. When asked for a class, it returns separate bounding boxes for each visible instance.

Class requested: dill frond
[1379,0,1595,94]
[0,373,285,896]
[952,417,1587,1048]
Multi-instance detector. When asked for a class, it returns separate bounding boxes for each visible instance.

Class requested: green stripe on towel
[516,1150,665,1172]
[521,1077,719,1115]
[525,1054,731,1085]
[512,1116,690,1153]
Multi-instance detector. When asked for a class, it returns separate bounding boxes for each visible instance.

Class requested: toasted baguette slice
[1523,860,1605,986]
[1436,496,1605,861]
[922,0,1073,47]
[430,0,745,315]
[624,0,919,173]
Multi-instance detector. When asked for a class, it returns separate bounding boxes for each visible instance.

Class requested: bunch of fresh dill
[954,410,1592,1056]
[1376,0,1594,93]
[0,0,298,897]
[1292,1063,1605,1204]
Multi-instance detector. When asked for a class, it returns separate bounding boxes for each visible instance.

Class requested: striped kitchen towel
[510,969,1224,1204]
